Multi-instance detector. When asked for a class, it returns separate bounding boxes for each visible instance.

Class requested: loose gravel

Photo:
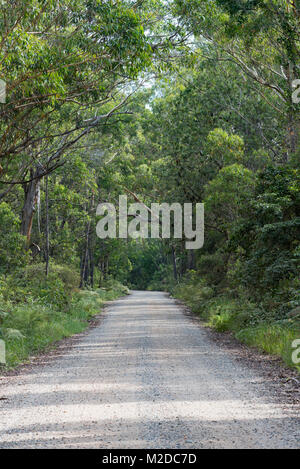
[0,290,299,448]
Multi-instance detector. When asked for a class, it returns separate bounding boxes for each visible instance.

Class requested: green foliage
[0,203,27,271]
[0,272,128,369]
[230,166,300,294]
[96,280,130,299]
[125,240,166,290]
[24,263,80,299]
[0,0,299,378]
[173,275,300,370]
[0,263,79,311]
[173,275,215,314]
[236,324,300,369]
[205,129,245,168]
[0,0,155,169]
[197,252,228,286]
[204,163,256,232]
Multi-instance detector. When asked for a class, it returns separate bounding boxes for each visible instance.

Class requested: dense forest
[0,0,299,370]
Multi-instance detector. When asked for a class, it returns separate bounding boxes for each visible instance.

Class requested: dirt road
[0,291,299,448]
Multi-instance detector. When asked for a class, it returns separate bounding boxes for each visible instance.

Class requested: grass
[173,280,300,371]
[236,324,300,370]
[0,278,129,370]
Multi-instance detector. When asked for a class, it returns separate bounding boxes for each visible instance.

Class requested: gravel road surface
[0,291,299,448]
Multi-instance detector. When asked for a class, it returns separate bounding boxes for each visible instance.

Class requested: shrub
[1,279,127,369]
[23,263,80,292]
[0,202,27,272]
[236,324,300,369]
[173,274,300,371]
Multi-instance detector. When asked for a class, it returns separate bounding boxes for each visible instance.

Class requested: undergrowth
[172,274,300,372]
[0,264,129,370]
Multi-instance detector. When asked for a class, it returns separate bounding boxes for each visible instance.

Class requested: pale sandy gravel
[0,290,299,449]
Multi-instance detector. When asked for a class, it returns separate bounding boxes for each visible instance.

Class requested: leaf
[4,329,25,341]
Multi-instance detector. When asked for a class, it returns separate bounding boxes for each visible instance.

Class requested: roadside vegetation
[0,265,128,369]
[0,2,299,373]
[172,274,300,371]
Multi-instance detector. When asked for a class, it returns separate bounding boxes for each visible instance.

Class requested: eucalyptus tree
[173,0,300,160]
[0,0,171,245]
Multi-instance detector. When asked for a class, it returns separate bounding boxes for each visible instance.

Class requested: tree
[173,0,300,159]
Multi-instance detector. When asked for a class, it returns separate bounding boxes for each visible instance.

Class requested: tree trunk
[286,63,299,159]
[80,220,91,288]
[171,245,178,281]
[180,240,187,277]
[89,247,94,288]
[45,175,50,277]
[21,165,43,245]
[103,256,109,280]
[287,110,299,158]
[187,249,196,271]
[79,250,86,288]
[80,196,94,288]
